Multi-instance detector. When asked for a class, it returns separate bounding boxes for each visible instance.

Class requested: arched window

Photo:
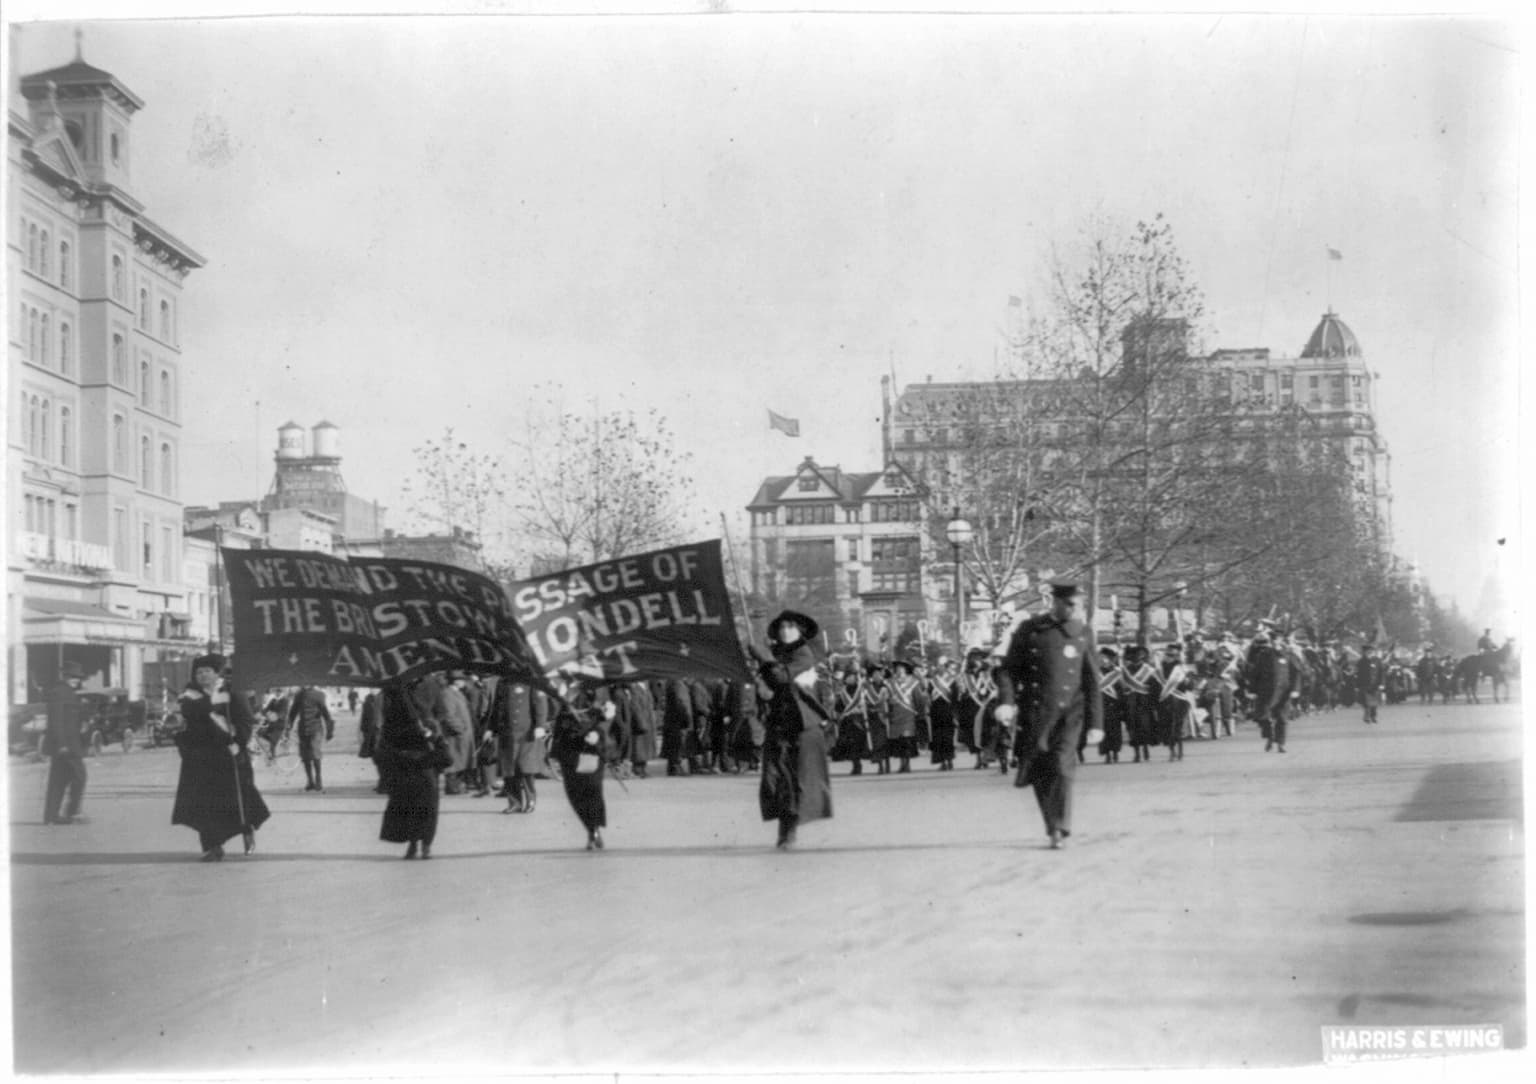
[141,435,153,489]
[59,323,72,375]
[112,414,126,471]
[39,399,51,462]
[39,230,50,278]
[40,314,50,365]
[160,442,174,496]
[111,255,124,300]
[112,335,126,384]
[28,308,39,362]
[59,242,70,290]
[138,288,149,329]
[60,407,73,468]
[27,224,37,271]
[159,370,171,416]
[160,300,172,340]
[139,359,150,403]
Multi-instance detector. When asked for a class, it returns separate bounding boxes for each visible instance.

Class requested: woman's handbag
[427,735,455,771]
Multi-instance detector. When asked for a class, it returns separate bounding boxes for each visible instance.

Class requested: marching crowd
[37,611,1513,860]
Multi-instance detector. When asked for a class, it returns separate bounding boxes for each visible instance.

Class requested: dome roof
[1301,311,1361,359]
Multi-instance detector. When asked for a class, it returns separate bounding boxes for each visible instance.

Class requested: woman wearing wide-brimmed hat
[751,610,833,849]
[171,653,270,862]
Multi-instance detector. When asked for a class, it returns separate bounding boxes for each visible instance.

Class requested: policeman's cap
[1049,580,1084,600]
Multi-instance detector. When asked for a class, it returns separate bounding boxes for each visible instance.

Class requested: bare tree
[511,391,700,570]
[400,427,513,572]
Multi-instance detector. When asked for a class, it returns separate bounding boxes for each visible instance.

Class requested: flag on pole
[1326,247,1343,261]
[767,409,800,437]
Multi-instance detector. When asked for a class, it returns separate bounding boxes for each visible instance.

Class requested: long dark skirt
[172,749,271,850]
[1098,698,1125,755]
[828,717,868,762]
[929,700,958,763]
[380,765,440,845]
[1124,693,1156,747]
[560,765,607,832]
[760,725,832,824]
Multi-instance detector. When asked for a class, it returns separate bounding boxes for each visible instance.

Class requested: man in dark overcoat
[43,661,88,824]
[1356,643,1385,725]
[1244,626,1295,753]
[994,582,1103,849]
[286,685,334,792]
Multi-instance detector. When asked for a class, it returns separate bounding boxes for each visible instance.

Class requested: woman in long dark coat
[172,653,270,862]
[927,661,959,770]
[377,681,443,859]
[550,681,610,851]
[753,611,833,849]
[491,680,549,814]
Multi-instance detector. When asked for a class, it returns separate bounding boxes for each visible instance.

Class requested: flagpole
[719,512,757,650]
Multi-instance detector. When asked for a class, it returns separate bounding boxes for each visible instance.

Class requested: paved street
[6,693,1525,1076]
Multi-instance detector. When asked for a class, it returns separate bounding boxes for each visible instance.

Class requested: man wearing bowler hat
[43,661,88,824]
[994,581,1103,849]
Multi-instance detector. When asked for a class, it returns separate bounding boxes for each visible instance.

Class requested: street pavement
[4,692,1527,1077]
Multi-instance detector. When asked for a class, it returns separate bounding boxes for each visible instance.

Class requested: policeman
[994,581,1103,850]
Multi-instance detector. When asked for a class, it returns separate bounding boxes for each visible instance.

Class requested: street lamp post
[944,507,974,662]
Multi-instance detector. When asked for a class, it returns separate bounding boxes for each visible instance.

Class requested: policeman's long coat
[996,613,1102,780]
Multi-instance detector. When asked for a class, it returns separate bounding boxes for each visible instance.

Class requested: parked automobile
[78,691,145,755]
[8,703,48,759]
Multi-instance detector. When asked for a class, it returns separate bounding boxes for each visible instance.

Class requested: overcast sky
[6,4,1523,620]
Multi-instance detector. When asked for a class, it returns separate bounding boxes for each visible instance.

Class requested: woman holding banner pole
[752,611,833,850]
[171,653,270,862]
[549,678,611,851]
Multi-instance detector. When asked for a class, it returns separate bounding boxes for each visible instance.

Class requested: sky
[5,2,1524,622]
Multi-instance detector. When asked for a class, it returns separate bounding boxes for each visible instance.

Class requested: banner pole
[719,512,757,649]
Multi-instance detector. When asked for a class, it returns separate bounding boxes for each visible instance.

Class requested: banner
[222,548,547,691]
[507,540,751,684]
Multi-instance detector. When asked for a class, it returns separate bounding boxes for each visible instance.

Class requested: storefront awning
[23,597,147,647]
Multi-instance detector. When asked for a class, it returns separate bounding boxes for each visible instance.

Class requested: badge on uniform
[1063,645,1079,659]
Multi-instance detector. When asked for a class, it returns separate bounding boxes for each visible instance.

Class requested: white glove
[1085,728,1104,746]
[994,704,1017,726]
[227,742,240,756]
[601,701,617,721]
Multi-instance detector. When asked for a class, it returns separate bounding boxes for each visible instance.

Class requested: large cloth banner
[222,548,547,691]
[507,540,751,684]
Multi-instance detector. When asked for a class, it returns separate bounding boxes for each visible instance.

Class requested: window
[159,370,172,416]
[59,407,72,467]
[27,224,38,271]
[796,475,819,492]
[112,414,126,472]
[111,255,124,301]
[160,526,175,583]
[783,539,837,608]
[40,314,50,366]
[140,358,151,403]
[142,519,153,576]
[869,536,921,594]
[110,132,121,164]
[59,323,72,375]
[141,435,153,489]
[845,536,861,562]
[784,503,836,526]
[59,242,70,290]
[113,507,129,570]
[844,505,860,524]
[871,500,919,523]
[160,442,174,495]
[1308,375,1320,389]
[28,308,38,361]
[39,230,50,278]
[160,300,172,340]
[39,398,51,461]
[139,288,150,329]
[1280,373,1294,390]
[63,503,77,541]
[112,335,126,384]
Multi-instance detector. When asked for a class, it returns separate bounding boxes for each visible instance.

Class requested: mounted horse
[1456,639,1515,704]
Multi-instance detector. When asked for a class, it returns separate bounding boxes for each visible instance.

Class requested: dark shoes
[586,829,604,851]
[1048,829,1067,850]
[404,842,419,860]
[200,845,225,862]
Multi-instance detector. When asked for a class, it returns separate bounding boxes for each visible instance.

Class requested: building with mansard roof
[8,47,206,704]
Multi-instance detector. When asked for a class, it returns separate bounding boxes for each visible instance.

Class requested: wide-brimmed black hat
[192,652,227,673]
[767,610,819,644]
